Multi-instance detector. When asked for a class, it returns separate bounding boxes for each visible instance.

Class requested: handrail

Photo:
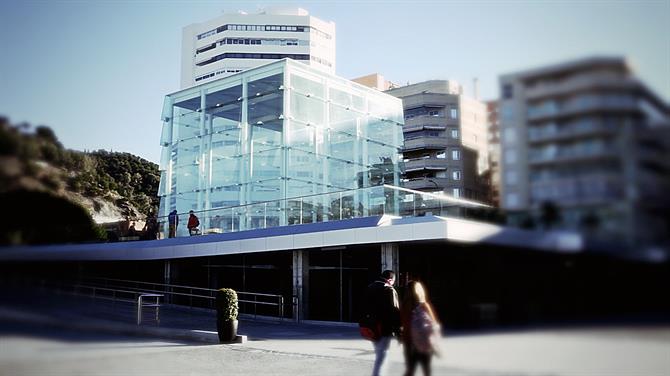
[37,280,163,326]
[137,294,162,325]
[88,277,286,320]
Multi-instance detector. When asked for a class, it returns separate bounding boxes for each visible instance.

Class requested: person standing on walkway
[366,269,401,376]
[168,210,178,238]
[400,281,441,376]
[187,210,200,236]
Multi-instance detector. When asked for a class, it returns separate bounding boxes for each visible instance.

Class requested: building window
[505,170,517,185]
[502,84,513,99]
[452,150,460,160]
[437,151,446,159]
[504,150,517,165]
[506,192,519,207]
[450,109,458,119]
[503,128,516,145]
[452,171,461,180]
[452,188,461,198]
[451,129,459,139]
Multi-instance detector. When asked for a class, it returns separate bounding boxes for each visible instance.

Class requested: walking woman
[400,281,441,376]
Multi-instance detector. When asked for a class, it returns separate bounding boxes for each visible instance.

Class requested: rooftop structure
[158,59,404,237]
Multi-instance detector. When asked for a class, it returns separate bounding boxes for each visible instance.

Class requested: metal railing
[156,184,492,239]
[137,294,162,325]
[31,279,163,326]
[88,278,286,321]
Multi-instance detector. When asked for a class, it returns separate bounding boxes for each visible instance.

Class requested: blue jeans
[372,336,392,376]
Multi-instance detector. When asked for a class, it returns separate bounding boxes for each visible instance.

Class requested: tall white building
[181,7,336,88]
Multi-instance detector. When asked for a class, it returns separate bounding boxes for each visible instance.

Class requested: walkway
[1,287,668,375]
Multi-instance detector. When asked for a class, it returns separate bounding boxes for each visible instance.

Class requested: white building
[181,7,336,88]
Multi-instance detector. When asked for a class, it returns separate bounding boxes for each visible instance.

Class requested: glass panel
[328,103,359,135]
[248,73,283,97]
[291,93,325,125]
[291,73,324,98]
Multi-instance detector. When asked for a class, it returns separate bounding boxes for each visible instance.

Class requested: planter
[215,288,239,343]
[216,318,238,343]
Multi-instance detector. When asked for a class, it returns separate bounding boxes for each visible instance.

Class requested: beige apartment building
[386,80,489,201]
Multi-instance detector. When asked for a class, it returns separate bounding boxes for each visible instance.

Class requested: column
[380,243,399,275]
[292,250,309,322]
[239,76,250,230]
[164,260,173,304]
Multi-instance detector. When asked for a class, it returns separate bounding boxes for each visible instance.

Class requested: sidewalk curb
[0,306,234,344]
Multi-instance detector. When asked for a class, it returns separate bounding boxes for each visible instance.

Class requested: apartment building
[499,56,670,246]
[387,80,489,201]
[181,7,335,88]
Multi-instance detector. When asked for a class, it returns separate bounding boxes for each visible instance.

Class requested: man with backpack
[361,270,401,376]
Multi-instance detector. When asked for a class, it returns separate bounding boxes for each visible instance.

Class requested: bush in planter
[216,288,238,343]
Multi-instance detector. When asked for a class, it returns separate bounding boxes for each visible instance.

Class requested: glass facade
[158,59,404,236]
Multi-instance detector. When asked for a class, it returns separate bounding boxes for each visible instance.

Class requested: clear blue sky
[1,0,668,163]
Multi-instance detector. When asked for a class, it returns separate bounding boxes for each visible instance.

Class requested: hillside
[0,117,160,244]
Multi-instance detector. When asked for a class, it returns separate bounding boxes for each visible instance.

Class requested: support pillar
[381,243,399,275]
[164,260,172,304]
[292,250,309,322]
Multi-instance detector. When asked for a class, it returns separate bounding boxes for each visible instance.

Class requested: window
[450,109,458,119]
[503,128,516,145]
[451,129,459,139]
[437,152,446,159]
[506,192,519,207]
[502,84,513,99]
[505,171,518,185]
[452,171,461,180]
[452,188,461,198]
[452,150,460,160]
[504,150,517,164]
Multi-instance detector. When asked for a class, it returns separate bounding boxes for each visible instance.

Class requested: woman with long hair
[400,280,440,376]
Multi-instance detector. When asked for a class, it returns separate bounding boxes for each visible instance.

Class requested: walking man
[367,270,401,376]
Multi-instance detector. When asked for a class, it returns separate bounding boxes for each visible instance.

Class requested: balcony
[528,145,618,166]
[404,158,450,172]
[403,177,450,190]
[527,96,639,122]
[403,137,450,152]
[530,174,624,205]
[525,73,638,100]
[527,121,618,144]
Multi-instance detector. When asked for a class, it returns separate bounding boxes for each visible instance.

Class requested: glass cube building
[158,59,404,236]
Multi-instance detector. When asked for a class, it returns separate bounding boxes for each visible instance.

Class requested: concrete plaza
[0,288,668,375]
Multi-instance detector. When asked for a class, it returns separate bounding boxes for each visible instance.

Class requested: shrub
[216,288,239,321]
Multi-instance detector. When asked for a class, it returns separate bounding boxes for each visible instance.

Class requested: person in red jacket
[187,210,200,236]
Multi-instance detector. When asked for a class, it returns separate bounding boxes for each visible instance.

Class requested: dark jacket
[366,279,401,337]
[168,211,178,226]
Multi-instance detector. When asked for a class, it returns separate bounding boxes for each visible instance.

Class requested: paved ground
[1,287,669,376]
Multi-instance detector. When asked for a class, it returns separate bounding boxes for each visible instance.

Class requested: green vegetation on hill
[0,117,160,245]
